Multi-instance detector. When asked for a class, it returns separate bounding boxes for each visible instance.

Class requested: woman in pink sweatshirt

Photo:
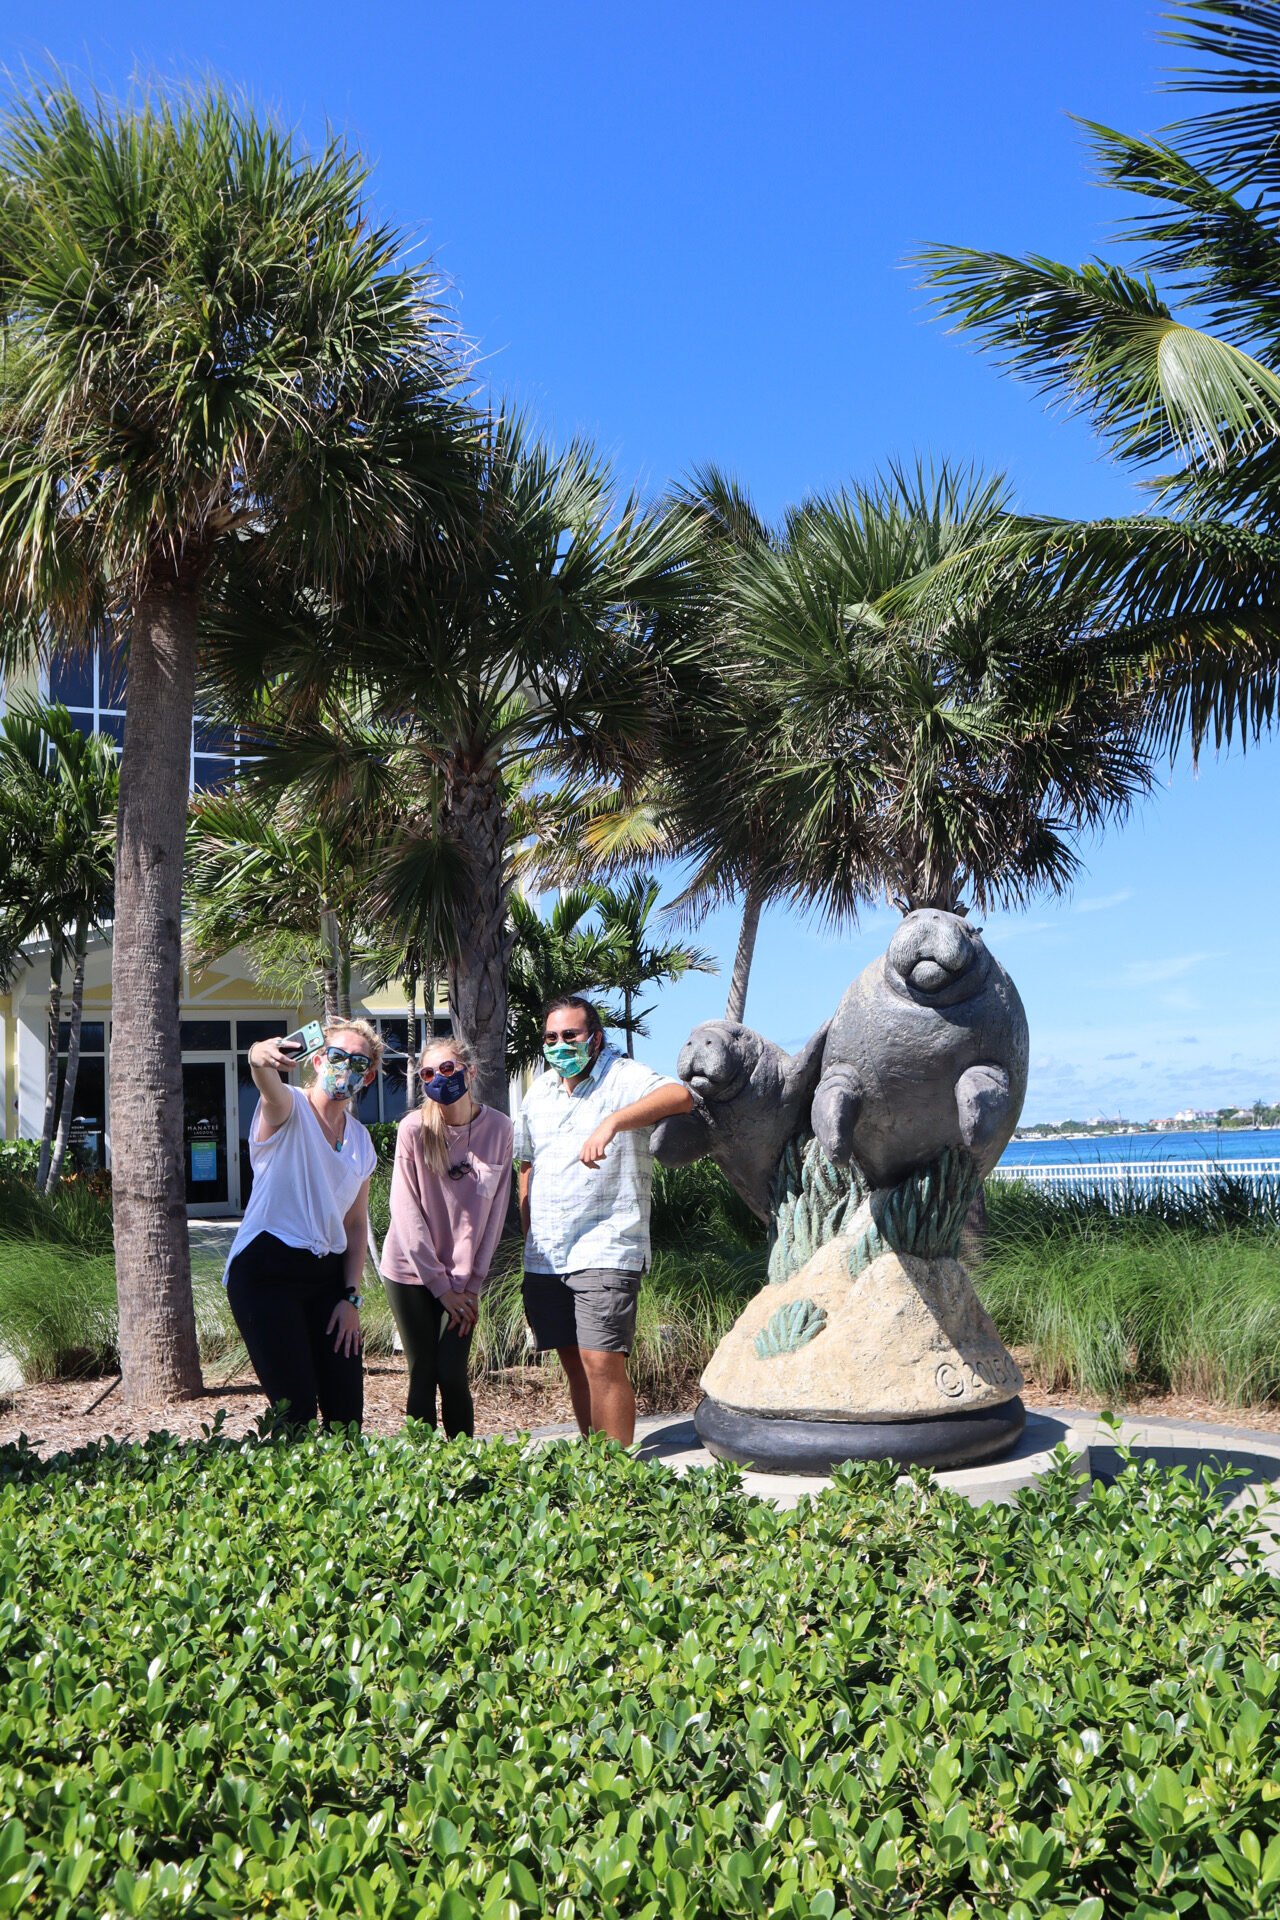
[379,1036,514,1435]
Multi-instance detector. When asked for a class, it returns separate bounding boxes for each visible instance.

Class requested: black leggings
[384,1277,474,1437]
[226,1232,363,1432]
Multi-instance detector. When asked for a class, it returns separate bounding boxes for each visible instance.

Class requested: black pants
[226,1232,363,1432]
[384,1277,474,1437]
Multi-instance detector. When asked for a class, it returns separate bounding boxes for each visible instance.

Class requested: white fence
[988,1158,1280,1201]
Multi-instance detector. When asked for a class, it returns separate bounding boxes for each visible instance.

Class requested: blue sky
[10,1,1276,1121]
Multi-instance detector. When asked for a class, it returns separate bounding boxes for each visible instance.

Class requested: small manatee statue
[810,908,1028,1188]
[652,1019,830,1220]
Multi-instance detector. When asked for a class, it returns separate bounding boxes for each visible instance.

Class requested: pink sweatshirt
[379,1105,514,1298]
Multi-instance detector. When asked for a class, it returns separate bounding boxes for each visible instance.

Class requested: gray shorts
[523,1267,642,1355]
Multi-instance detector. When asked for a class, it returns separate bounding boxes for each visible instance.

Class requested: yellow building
[2,943,442,1217]
[3,637,445,1215]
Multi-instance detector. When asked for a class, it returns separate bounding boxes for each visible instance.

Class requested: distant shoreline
[1015,1125,1267,1143]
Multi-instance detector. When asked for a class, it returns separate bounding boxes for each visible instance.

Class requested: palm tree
[0,80,465,1400]
[185,790,371,1021]
[591,875,716,1055]
[515,468,795,1026]
[914,0,1280,759]
[506,888,626,1075]
[0,701,116,1192]
[712,464,1156,923]
[218,413,698,1110]
[660,467,785,1022]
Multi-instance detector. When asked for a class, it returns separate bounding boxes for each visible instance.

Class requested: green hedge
[1,1429,1279,1917]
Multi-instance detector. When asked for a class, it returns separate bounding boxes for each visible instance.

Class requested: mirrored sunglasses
[324,1046,372,1071]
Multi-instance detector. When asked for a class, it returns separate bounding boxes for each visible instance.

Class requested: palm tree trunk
[319,910,341,1024]
[36,947,63,1190]
[337,926,352,1022]
[405,972,418,1106]
[111,584,204,1405]
[46,916,88,1194]
[624,985,634,1057]
[444,764,510,1112]
[725,871,764,1025]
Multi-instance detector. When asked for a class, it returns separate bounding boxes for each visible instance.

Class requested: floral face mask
[315,1059,368,1100]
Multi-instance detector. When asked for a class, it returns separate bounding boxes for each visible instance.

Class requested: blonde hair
[418,1034,477,1175]
[322,1017,386,1068]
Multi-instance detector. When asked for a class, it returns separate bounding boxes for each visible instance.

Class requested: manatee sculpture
[651,1019,829,1219]
[810,909,1028,1188]
[657,907,1030,1473]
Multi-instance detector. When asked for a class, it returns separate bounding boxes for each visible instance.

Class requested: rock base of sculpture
[695,1394,1027,1474]
[695,1226,1025,1473]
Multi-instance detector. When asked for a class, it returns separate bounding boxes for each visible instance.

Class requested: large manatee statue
[652,1019,829,1219]
[810,908,1028,1188]
[659,907,1031,1474]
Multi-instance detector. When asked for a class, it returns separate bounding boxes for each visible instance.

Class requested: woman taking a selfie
[223,1019,382,1432]
[380,1035,514,1436]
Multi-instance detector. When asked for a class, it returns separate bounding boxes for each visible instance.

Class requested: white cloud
[1118,952,1222,988]
[1075,889,1134,914]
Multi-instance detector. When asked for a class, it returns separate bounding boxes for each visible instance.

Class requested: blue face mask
[424,1067,468,1106]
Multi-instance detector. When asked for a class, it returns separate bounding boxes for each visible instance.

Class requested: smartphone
[279,1020,325,1063]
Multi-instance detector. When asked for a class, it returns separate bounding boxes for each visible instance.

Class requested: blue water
[999,1128,1280,1169]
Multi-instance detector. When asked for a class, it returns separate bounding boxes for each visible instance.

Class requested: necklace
[311,1096,346,1153]
[445,1105,479,1181]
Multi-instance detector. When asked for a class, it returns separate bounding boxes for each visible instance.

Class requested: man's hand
[580,1116,618,1169]
[440,1287,478,1333]
[327,1300,363,1357]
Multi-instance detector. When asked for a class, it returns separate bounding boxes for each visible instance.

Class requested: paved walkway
[528,1408,1280,1533]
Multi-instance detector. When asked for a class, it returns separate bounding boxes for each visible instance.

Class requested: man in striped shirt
[515,995,695,1443]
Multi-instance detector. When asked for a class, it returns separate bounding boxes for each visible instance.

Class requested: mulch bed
[0,1358,695,1457]
[5,1353,1280,1457]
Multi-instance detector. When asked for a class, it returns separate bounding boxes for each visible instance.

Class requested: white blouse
[223,1085,377,1278]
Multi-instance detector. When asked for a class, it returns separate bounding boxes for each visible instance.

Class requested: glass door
[182,1055,237,1214]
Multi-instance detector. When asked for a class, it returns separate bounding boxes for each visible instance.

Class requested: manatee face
[885,909,992,1008]
[677,1022,770,1109]
[657,1018,830,1221]
[816,909,1029,1188]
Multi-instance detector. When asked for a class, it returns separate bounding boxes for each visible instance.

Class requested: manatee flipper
[779,1020,831,1115]
[811,1064,864,1165]
[955,1063,1011,1158]
[652,1107,713,1167]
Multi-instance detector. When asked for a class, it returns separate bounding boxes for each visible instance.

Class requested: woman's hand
[250,1038,303,1074]
[327,1299,363,1356]
[440,1287,478,1334]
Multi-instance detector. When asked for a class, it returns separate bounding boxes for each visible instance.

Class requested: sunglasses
[323,1046,372,1071]
[445,1162,477,1182]
[421,1059,465,1078]
[544,1028,589,1043]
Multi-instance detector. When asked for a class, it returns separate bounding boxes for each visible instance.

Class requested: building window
[49,636,126,747]
[179,1020,233,1052]
[51,1016,108,1172]
[45,635,257,788]
[360,1013,452,1124]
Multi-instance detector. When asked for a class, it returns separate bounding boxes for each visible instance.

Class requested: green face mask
[544,1038,593,1077]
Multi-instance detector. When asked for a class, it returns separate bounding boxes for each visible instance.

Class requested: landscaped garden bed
[2,1424,1279,1917]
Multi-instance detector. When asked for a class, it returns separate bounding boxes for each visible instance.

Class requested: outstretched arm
[580,1082,695,1169]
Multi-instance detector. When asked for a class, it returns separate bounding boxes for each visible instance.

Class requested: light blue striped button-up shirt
[513,1043,679,1275]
